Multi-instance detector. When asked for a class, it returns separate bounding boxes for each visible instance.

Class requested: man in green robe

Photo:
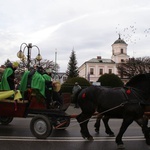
[31,71,45,97]
[0,62,18,91]
[19,66,62,109]
[19,70,45,98]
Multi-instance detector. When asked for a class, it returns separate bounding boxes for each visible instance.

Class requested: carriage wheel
[0,117,13,125]
[30,115,52,139]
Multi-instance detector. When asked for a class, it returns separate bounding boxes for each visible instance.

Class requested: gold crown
[13,62,19,67]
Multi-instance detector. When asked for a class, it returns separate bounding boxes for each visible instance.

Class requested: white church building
[78,35,130,83]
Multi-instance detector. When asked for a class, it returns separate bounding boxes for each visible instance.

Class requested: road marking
[0,136,145,142]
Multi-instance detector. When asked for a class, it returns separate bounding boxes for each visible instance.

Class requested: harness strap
[121,87,129,101]
[122,86,150,106]
[76,102,128,127]
[127,86,149,105]
[96,101,128,118]
[55,101,128,130]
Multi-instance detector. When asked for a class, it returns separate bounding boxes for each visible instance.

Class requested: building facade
[78,35,130,83]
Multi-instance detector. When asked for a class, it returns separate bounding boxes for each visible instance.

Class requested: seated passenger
[42,70,53,108]
[19,66,45,99]
[19,66,62,109]
[0,62,18,91]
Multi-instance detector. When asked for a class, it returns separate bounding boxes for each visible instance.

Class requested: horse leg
[76,113,93,140]
[102,116,115,137]
[116,117,133,148]
[135,116,148,133]
[94,115,102,133]
[135,116,150,145]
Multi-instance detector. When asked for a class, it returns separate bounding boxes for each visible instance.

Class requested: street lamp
[17,43,42,69]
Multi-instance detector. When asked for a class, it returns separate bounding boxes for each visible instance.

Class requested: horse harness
[95,87,148,118]
[121,86,150,106]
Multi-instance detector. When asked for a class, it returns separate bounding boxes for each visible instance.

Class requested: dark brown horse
[76,73,150,149]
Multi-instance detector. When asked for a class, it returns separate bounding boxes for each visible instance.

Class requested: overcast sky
[0,0,150,72]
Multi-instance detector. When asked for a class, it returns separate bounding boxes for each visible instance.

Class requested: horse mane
[125,73,150,87]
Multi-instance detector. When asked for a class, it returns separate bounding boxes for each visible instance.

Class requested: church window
[90,68,94,75]
[121,59,124,62]
[108,69,112,74]
[121,49,123,53]
[99,69,103,75]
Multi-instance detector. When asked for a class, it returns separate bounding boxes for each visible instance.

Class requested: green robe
[31,71,45,97]
[19,71,30,94]
[0,68,13,90]
[19,71,46,97]
[43,74,51,81]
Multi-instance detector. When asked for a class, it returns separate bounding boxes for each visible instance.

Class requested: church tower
[111,34,129,63]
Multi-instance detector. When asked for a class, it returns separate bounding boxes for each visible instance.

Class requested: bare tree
[39,59,59,72]
[117,57,150,78]
[16,59,60,76]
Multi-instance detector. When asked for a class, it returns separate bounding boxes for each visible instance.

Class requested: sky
[0,0,150,72]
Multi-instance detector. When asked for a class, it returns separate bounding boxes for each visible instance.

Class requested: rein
[96,101,128,117]
[54,102,128,130]
[78,101,128,127]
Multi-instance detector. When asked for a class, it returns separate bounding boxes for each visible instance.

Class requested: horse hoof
[146,138,150,145]
[80,131,93,140]
[81,133,86,139]
[87,136,94,141]
[117,144,125,149]
[109,133,115,137]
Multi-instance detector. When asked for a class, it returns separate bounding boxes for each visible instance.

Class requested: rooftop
[86,57,115,64]
[113,34,127,45]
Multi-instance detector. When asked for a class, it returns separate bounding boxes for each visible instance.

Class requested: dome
[113,34,127,44]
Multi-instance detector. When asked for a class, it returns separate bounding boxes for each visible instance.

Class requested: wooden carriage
[0,89,72,139]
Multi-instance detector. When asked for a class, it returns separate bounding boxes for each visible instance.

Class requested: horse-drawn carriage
[0,89,72,139]
[1,72,150,149]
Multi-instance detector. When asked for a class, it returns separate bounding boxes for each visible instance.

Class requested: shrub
[61,77,91,93]
[97,73,124,87]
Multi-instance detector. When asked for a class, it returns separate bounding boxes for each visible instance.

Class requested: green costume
[19,71,46,97]
[43,73,51,81]
[31,71,45,97]
[19,71,30,94]
[0,68,13,90]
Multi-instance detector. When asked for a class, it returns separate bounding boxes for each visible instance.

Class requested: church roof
[113,34,127,44]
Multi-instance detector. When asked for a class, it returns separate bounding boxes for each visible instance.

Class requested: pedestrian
[72,82,81,108]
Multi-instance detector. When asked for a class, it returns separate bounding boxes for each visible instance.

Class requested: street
[0,113,150,150]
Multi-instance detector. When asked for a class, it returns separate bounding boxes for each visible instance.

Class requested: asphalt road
[0,106,150,150]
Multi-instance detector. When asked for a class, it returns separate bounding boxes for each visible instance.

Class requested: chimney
[97,56,101,59]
